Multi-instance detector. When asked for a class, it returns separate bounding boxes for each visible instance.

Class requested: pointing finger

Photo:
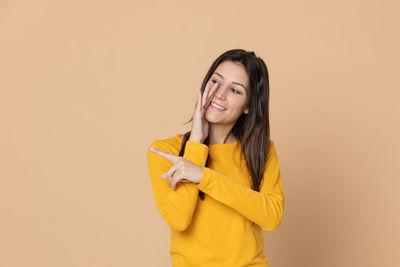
[149,147,179,163]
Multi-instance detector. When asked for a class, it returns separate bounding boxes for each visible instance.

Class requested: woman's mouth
[210,102,226,112]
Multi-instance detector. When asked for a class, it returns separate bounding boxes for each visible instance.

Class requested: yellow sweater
[147,134,285,267]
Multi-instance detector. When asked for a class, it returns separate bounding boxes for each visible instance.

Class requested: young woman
[147,49,285,267]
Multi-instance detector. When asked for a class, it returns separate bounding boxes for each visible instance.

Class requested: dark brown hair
[179,48,271,200]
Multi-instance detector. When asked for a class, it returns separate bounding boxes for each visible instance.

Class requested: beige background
[1,0,399,266]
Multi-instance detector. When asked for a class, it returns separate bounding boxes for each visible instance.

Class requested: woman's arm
[196,141,285,231]
[147,140,209,231]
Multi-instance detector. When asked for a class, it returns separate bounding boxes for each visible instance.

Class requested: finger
[161,164,178,180]
[202,80,214,111]
[161,168,174,185]
[203,81,219,110]
[169,169,184,190]
[149,147,179,164]
[196,89,202,115]
[171,175,179,190]
[205,81,220,108]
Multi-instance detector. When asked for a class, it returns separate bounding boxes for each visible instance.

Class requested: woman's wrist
[188,136,204,143]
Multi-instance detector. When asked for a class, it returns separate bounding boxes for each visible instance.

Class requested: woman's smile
[209,102,226,112]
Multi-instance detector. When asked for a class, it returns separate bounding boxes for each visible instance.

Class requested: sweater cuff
[197,167,212,190]
[183,141,209,166]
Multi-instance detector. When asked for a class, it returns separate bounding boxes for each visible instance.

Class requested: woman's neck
[208,123,236,145]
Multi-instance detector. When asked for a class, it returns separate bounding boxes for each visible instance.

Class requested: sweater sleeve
[195,141,285,231]
[147,140,209,231]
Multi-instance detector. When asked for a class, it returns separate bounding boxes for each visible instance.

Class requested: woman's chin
[205,113,224,124]
[206,105,231,123]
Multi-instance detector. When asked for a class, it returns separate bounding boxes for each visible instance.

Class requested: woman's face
[205,60,249,124]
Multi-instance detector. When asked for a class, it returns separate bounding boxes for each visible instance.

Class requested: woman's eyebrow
[213,72,247,91]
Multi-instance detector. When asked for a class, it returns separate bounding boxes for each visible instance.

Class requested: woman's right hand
[189,80,220,143]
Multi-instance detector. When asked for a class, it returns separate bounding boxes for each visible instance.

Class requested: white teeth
[211,102,226,111]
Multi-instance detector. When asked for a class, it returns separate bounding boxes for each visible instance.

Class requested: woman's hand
[149,147,204,190]
[190,80,220,143]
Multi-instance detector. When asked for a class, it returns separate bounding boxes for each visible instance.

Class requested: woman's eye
[231,88,241,94]
[211,80,240,94]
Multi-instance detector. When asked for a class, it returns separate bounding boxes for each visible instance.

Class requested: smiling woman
[147,49,285,267]
[203,60,250,125]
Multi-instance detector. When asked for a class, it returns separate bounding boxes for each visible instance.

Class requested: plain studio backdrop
[0,0,399,266]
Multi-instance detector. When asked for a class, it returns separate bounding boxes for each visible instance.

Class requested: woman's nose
[214,84,228,99]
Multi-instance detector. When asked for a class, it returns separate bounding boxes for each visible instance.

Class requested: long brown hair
[179,49,271,200]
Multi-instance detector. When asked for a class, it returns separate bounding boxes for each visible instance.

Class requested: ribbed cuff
[197,166,212,190]
[183,141,209,166]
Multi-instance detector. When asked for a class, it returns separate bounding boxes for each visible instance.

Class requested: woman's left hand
[149,147,203,190]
